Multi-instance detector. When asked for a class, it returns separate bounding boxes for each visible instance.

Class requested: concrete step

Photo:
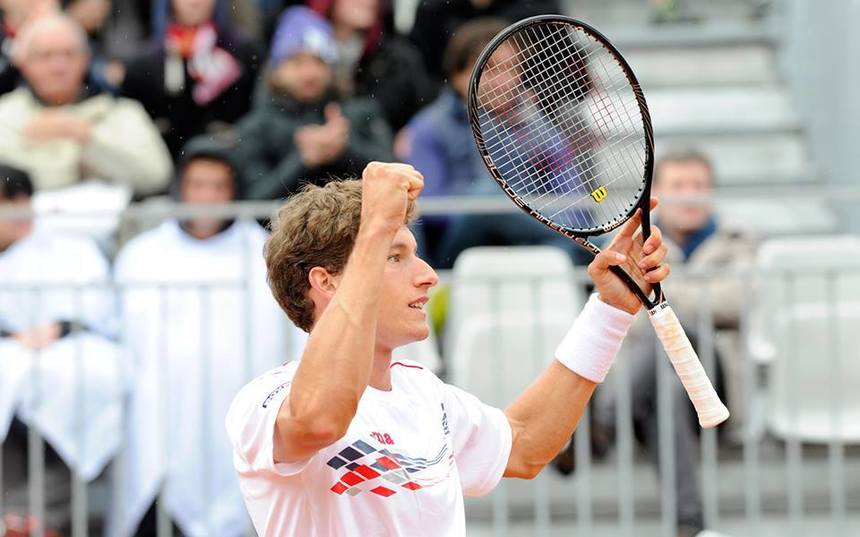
[647,87,801,135]
[605,20,778,50]
[565,0,773,28]
[625,44,778,88]
[654,132,812,186]
[715,198,838,235]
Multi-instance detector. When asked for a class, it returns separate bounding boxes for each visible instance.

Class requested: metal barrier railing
[456,266,860,536]
[1,206,859,535]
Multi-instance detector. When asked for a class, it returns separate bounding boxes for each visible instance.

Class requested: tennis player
[225,161,669,535]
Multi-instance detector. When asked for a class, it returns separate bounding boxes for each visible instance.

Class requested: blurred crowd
[0,2,756,537]
[0,0,567,266]
[0,1,580,535]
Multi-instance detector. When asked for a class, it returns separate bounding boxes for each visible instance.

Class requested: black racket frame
[467,14,662,309]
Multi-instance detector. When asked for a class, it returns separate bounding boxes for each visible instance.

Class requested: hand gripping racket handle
[648,303,730,428]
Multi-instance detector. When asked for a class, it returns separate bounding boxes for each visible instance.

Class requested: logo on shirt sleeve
[261,382,291,408]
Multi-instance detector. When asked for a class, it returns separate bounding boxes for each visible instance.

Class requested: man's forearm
[504,295,635,478]
[503,362,597,478]
[287,225,395,437]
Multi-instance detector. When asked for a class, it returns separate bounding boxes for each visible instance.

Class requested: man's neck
[662,226,690,249]
[180,219,232,241]
[33,86,83,107]
[368,346,393,391]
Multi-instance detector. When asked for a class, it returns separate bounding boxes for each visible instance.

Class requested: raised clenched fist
[360,162,424,235]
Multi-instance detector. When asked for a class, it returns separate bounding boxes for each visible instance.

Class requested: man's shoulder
[389,359,446,393]
[114,221,179,273]
[20,230,103,262]
[233,219,269,244]
[118,221,176,255]
[230,362,299,415]
[0,87,34,115]
[95,93,152,118]
[701,225,756,253]
[682,225,756,268]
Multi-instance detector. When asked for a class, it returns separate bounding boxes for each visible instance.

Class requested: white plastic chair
[444,246,585,407]
[747,234,860,364]
[448,314,571,407]
[767,301,860,443]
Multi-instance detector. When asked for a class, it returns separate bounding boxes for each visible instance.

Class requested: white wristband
[555,294,636,383]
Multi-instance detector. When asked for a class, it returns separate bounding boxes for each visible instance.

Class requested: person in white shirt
[225,162,670,536]
[0,13,171,194]
[0,163,124,536]
[111,139,304,537]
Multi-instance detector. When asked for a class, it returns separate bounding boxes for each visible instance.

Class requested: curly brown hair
[265,179,417,332]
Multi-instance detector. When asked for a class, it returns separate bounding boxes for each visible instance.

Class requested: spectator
[232,6,392,200]
[309,0,435,131]
[409,0,560,81]
[579,150,755,537]
[400,18,578,268]
[111,137,304,537]
[0,14,171,195]
[0,0,57,94]
[119,0,262,158]
[644,150,755,437]
[0,163,125,536]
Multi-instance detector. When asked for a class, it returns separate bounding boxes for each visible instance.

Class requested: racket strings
[480,80,632,225]
[475,21,648,232]
[479,25,598,111]
[480,62,642,228]
[483,81,638,227]
[482,104,634,229]
[480,41,608,159]
[516,26,645,209]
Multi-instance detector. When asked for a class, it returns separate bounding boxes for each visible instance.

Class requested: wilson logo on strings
[590,186,608,203]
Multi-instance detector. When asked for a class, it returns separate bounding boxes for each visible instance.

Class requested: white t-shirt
[225,359,512,536]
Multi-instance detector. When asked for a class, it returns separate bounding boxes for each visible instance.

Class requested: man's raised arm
[503,204,670,478]
[273,163,424,464]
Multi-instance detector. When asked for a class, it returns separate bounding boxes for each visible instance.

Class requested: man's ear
[308,266,338,298]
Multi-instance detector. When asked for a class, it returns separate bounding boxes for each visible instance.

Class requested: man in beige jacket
[0,13,172,195]
[558,150,753,537]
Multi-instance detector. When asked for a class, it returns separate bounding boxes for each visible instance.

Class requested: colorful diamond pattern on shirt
[327,438,444,498]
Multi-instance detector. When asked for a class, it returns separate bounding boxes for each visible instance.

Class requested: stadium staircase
[464,2,859,535]
[561,0,834,237]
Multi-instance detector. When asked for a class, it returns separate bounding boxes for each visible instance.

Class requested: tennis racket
[467,14,729,428]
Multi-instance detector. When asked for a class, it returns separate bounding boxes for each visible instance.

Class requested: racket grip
[647,303,730,429]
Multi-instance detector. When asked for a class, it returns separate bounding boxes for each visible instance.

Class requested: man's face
[272,52,332,104]
[180,158,234,235]
[374,226,439,351]
[333,0,377,32]
[19,24,88,104]
[0,0,32,16]
[0,195,33,250]
[653,159,714,236]
[478,42,521,114]
[0,0,52,20]
[172,0,215,26]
